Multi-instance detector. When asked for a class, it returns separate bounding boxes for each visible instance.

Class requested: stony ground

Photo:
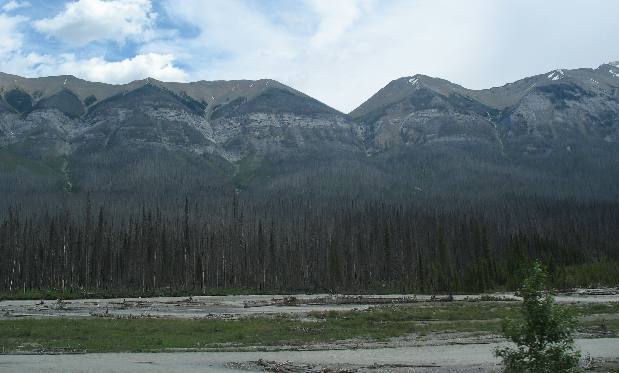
[0,290,617,372]
[1,290,616,320]
[1,338,618,372]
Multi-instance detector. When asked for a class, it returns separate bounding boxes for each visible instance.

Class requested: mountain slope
[352,65,619,151]
[0,64,618,200]
[350,64,619,198]
[351,75,501,152]
[0,74,365,194]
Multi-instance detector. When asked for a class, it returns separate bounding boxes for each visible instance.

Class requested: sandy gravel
[1,291,616,320]
[1,338,617,372]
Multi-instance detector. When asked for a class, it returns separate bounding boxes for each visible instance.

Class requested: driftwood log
[242,295,432,308]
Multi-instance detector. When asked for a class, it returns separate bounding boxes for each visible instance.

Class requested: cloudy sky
[1,0,618,112]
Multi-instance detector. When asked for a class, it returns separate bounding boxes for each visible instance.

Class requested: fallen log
[243,295,420,308]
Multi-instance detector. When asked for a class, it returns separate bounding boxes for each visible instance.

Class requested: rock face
[0,73,364,193]
[351,66,619,155]
[349,65,619,198]
[0,73,359,161]
[0,64,617,198]
[351,75,502,152]
[494,67,619,155]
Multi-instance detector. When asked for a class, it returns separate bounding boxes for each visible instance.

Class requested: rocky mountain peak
[0,65,617,198]
[350,74,471,119]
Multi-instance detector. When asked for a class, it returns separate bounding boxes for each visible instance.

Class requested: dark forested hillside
[1,192,617,294]
[0,66,618,295]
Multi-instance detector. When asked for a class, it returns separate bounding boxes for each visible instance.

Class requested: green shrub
[495,261,581,372]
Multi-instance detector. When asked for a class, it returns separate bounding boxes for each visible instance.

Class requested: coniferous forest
[1,187,617,296]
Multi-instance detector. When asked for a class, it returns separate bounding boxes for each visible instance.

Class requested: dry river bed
[0,290,617,372]
[1,339,618,372]
[1,290,617,320]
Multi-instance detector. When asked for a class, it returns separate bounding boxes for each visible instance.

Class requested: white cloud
[50,53,188,83]
[1,1,31,12]
[2,0,618,112]
[150,0,301,83]
[307,0,371,48]
[0,2,185,85]
[155,0,496,112]
[0,13,26,54]
[150,0,619,113]
[2,52,187,84]
[33,0,156,46]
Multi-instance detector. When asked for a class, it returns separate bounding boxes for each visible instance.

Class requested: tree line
[1,191,617,295]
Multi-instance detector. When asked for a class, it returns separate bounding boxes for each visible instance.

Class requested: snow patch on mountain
[547,70,565,81]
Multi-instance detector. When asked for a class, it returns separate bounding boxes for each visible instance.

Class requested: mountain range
[1,62,618,202]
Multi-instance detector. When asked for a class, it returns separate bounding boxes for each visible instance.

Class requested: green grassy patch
[572,302,619,316]
[580,318,619,336]
[1,301,617,353]
[0,317,300,353]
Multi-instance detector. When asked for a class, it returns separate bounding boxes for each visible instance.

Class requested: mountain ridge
[3,61,619,117]
[0,63,618,200]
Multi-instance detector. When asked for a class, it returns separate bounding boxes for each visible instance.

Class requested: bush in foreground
[495,261,581,372]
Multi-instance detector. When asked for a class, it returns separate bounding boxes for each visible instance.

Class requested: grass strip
[1,302,617,353]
